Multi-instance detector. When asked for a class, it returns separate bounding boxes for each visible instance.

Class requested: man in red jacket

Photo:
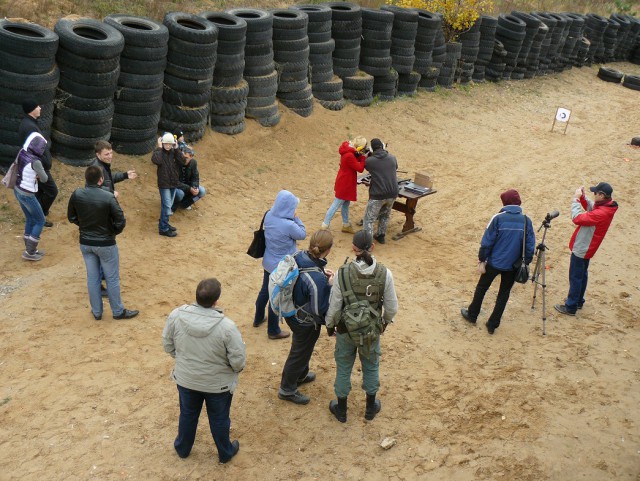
[555,182,618,315]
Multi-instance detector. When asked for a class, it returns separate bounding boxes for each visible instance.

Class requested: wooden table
[357,175,437,240]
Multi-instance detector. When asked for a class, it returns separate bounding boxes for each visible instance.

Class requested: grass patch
[0,397,11,407]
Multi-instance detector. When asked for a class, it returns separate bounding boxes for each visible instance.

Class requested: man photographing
[555,183,618,316]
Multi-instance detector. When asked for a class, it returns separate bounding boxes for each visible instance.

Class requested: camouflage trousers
[363,198,396,238]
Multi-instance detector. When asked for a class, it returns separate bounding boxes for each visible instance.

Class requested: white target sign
[555,108,571,122]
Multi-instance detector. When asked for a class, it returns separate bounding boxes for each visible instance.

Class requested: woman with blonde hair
[278,230,335,405]
[321,136,368,233]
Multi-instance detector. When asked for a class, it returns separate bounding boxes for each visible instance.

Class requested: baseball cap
[589,182,613,197]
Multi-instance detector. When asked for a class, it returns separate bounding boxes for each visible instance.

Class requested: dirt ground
[1,62,639,481]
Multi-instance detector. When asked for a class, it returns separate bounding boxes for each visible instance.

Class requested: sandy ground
[1,62,639,481]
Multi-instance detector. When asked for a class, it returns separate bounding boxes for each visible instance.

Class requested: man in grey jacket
[163,278,246,464]
[363,138,399,244]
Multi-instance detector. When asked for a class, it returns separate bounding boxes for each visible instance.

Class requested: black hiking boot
[364,393,381,420]
[329,397,347,423]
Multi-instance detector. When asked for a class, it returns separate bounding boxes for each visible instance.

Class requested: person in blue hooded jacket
[253,190,306,339]
[461,189,535,334]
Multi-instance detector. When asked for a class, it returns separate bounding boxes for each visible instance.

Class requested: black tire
[199,12,248,41]
[210,111,245,126]
[271,9,309,30]
[110,125,158,142]
[308,31,332,43]
[119,56,167,75]
[246,103,279,119]
[168,36,218,57]
[247,95,277,108]
[0,66,60,91]
[210,99,247,115]
[54,17,124,59]
[104,15,169,48]
[112,111,160,129]
[622,76,640,90]
[52,143,97,166]
[122,43,169,61]
[597,66,623,83]
[277,78,309,93]
[1,86,56,105]
[163,88,211,107]
[52,128,109,149]
[57,47,120,73]
[245,71,278,89]
[311,77,343,92]
[55,91,112,111]
[257,112,281,127]
[56,104,115,125]
[212,121,245,135]
[53,117,112,137]
[317,99,345,110]
[165,62,215,81]
[343,87,373,100]
[312,88,343,101]
[162,103,209,123]
[0,50,55,75]
[245,42,274,56]
[115,85,163,102]
[111,136,157,155]
[226,8,273,32]
[163,12,218,44]
[58,75,114,99]
[59,65,120,86]
[342,72,374,90]
[278,85,312,101]
[164,72,213,94]
[117,71,165,89]
[0,19,59,58]
[327,3,361,21]
[114,97,163,116]
[210,79,250,102]
[289,5,332,23]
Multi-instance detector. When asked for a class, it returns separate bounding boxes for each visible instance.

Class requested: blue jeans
[173,186,206,210]
[323,198,350,226]
[565,253,589,313]
[80,244,125,318]
[334,332,380,398]
[159,188,176,232]
[254,269,280,335]
[174,385,235,463]
[14,188,45,239]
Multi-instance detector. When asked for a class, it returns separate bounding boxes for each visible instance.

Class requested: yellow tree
[393,0,494,42]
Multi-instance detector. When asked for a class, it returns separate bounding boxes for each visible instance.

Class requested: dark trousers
[174,385,235,463]
[468,264,516,330]
[36,174,58,217]
[254,269,280,335]
[279,318,321,395]
[565,253,589,313]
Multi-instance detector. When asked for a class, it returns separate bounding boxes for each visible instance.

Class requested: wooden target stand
[551,107,572,134]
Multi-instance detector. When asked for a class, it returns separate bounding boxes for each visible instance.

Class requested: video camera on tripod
[531,209,560,335]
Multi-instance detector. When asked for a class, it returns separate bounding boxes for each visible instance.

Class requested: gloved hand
[381,322,388,333]
[326,326,335,337]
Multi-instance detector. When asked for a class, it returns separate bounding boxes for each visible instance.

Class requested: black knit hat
[22,99,39,114]
[370,138,384,151]
[353,230,373,251]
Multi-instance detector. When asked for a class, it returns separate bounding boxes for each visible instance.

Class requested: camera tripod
[531,212,557,335]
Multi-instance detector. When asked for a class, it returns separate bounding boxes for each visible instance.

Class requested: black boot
[364,393,381,420]
[329,397,347,423]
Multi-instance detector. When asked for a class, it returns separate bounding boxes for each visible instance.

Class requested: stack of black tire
[381,5,419,96]
[510,11,540,80]
[200,12,248,136]
[104,15,168,156]
[525,20,549,77]
[574,36,591,67]
[0,20,58,171]
[559,14,584,70]
[485,40,509,81]
[532,13,555,75]
[612,14,631,60]
[583,13,608,66]
[457,19,481,85]
[496,14,527,80]
[437,41,460,88]
[271,9,313,118]
[328,3,362,80]
[227,8,280,128]
[291,4,344,111]
[473,16,498,82]
[53,18,123,166]
[160,13,217,144]
[600,18,620,62]
[547,14,568,72]
[359,9,393,85]
[620,15,640,61]
[412,10,440,89]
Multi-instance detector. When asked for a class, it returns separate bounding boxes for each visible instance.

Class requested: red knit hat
[500,189,521,206]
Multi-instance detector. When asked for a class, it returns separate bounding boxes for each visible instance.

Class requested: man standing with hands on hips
[555,183,618,316]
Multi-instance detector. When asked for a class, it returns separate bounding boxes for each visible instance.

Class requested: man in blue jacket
[461,189,535,334]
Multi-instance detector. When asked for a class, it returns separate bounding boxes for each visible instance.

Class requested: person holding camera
[554,183,618,316]
[461,189,535,334]
[152,133,186,237]
[362,138,399,245]
[320,136,368,234]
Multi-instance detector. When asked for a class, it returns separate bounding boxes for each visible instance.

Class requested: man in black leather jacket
[67,166,139,321]
[18,99,58,227]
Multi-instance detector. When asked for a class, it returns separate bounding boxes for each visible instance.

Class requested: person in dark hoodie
[91,140,137,197]
[18,99,57,227]
[14,132,49,261]
[363,138,399,244]
[554,183,618,316]
[278,230,334,405]
[152,133,185,237]
[461,189,535,335]
[171,147,206,211]
[253,190,306,340]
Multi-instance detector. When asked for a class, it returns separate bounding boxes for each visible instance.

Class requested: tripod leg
[531,251,543,309]
[541,250,547,336]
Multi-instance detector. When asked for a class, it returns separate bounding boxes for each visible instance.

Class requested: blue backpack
[268,254,321,318]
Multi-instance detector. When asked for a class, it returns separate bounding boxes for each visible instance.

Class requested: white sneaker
[320,223,329,230]
[186,206,192,210]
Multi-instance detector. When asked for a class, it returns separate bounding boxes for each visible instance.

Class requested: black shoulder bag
[247,211,267,259]
[514,216,529,284]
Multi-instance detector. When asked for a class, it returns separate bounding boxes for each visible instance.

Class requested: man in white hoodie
[162,278,246,464]
[325,231,398,423]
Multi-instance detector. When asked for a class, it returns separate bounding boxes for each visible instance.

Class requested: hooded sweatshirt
[16,132,48,194]
[365,148,399,200]
[262,190,307,272]
[334,141,366,202]
[325,257,398,328]
[569,195,618,259]
[162,304,246,394]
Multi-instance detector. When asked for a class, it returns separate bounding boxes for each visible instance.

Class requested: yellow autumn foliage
[393,0,494,42]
